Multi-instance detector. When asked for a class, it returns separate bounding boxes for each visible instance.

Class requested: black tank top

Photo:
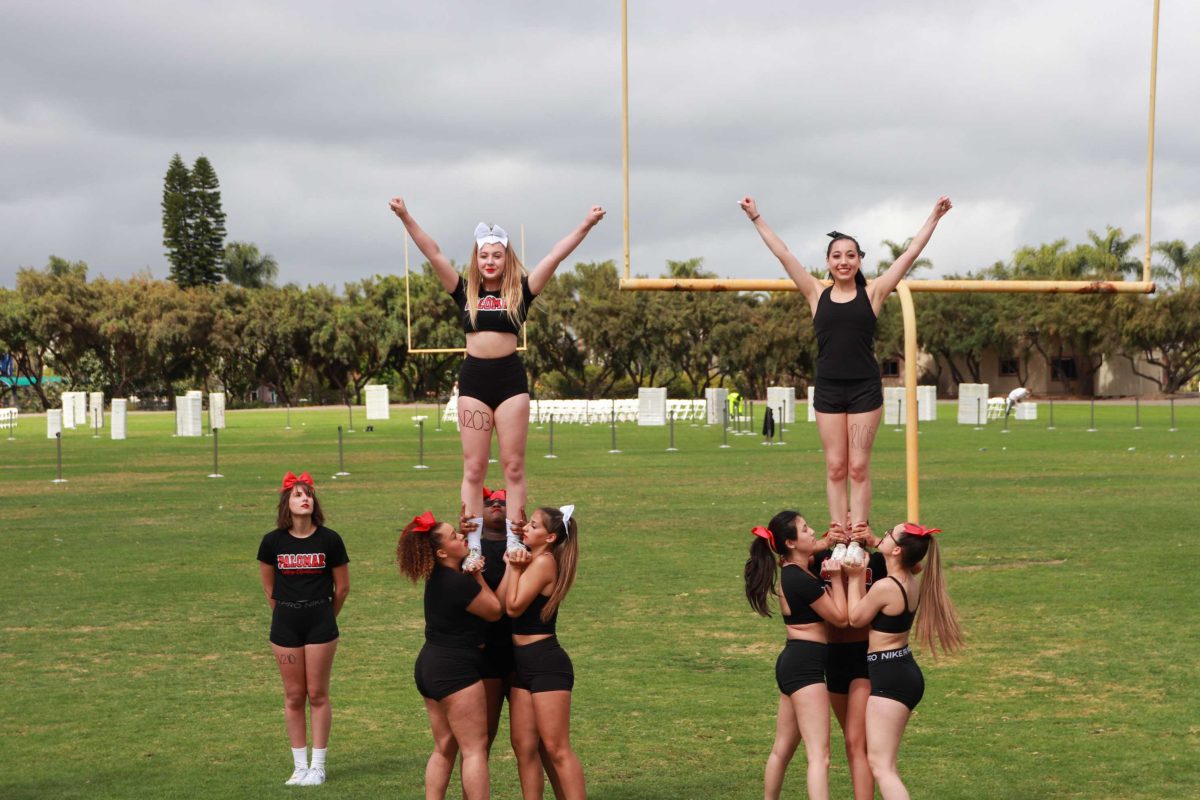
[870,576,916,633]
[781,565,826,625]
[812,285,879,379]
[512,593,558,635]
[424,565,486,648]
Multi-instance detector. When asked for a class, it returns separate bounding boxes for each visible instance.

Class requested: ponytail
[744,537,779,617]
[743,510,801,618]
[538,506,578,622]
[900,533,964,658]
[397,518,442,583]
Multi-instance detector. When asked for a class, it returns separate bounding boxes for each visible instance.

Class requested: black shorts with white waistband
[867,645,924,710]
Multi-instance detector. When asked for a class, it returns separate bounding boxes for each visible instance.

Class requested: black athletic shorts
[775,639,828,696]
[513,636,574,693]
[826,640,870,694]
[813,376,883,414]
[414,642,485,701]
[867,645,924,710]
[459,353,529,411]
[480,636,515,680]
[270,600,339,648]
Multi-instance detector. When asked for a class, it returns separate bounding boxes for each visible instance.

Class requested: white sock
[467,518,483,553]
[310,748,326,770]
[292,746,308,771]
[505,518,524,551]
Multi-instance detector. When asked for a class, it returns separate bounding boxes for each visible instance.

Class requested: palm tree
[222,242,279,288]
[1080,227,1142,279]
[875,238,931,277]
[1153,239,1200,288]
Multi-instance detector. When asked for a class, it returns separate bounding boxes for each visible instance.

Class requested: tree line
[2,229,1198,411]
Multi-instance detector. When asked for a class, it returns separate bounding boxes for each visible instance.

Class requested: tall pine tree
[189,156,227,287]
[162,154,227,288]
[162,154,192,286]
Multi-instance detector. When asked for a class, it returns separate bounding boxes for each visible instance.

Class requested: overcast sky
[3,1,1197,289]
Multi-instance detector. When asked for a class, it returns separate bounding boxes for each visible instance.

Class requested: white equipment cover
[365,385,390,420]
[47,408,63,439]
[637,387,667,426]
[209,392,226,430]
[112,399,128,440]
[89,392,104,430]
[704,387,728,424]
[766,386,796,424]
[957,383,990,425]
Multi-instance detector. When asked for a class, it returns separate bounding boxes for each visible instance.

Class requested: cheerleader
[398,512,502,800]
[739,196,952,538]
[257,471,350,786]
[390,196,604,570]
[502,505,585,800]
[844,522,964,800]
[744,510,849,800]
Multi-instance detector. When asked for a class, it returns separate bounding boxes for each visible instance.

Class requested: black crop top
[781,565,826,625]
[424,565,486,648]
[450,275,537,335]
[512,592,558,635]
[870,576,916,633]
[812,285,879,380]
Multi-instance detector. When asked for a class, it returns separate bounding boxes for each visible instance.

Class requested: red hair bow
[901,522,942,538]
[281,471,314,491]
[483,486,507,502]
[409,511,437,533]
[751,525,777,552]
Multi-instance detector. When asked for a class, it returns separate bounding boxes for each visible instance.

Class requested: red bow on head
[281,471,314,491]
[751,525,777,552]
[484,486,507,502]
[409,511,437,533]
[901,522,942,538]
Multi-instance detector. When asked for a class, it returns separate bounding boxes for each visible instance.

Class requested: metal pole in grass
[52,432,67,484]
[1002,406,1010,434]
[975,397,983,430]
[720,406,731,449]
[436,399,443,431]
[1088,397,1098,432]
[347,403,354,433]
[893,398,903,432]
[1169,397,1177,431]
[1048,398,1056,430]
[545,415,557,459]
[778,405,786,445]
[1134,395,1142,430]
[667,411,678,451]
[608,407,620,454]
[286,404,292,430]
[414,418,429,469]
[336,426,350,476]
[207,428,224,478]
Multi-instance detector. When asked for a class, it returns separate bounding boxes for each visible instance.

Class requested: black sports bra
[449,276,537,335]
[870,576,916,633]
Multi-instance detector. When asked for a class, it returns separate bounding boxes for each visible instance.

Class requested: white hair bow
[474,222,508,250]
[559,504,575,535]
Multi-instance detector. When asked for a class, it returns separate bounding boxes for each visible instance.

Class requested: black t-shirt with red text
[257,527,350,602]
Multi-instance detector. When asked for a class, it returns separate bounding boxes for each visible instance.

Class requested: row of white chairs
[441,398,709,425]
[0,407,17,430]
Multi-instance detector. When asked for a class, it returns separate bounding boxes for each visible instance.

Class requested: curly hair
[397,519,445,582]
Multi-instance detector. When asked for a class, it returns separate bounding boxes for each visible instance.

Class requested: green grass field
[3,401,1199,799]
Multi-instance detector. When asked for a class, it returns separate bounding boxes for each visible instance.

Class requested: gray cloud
[2,0,1196,288]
